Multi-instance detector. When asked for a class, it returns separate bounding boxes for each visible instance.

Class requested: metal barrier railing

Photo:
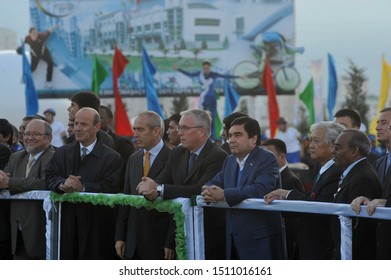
[2,190,391,260]
[196,196,391,260]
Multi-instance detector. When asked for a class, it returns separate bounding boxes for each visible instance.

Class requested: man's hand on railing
[201,185,224,203]
[263,189,290,204]
[351,196,387,216]
[351,196,370,214]
[0,170,10,189]
[115,240,125,259]
[60,175,84,193]
[137,177,158,200]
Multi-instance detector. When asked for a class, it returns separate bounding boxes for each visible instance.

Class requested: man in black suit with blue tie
[115,112,175,260]
[351,107,391,259]
[265,121,345,259]
[202,117,285,260]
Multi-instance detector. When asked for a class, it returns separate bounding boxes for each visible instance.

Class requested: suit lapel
[238,151,257,187]
[148,145,168,179]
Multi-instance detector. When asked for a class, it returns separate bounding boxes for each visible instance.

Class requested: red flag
[112,47,134,136]
[262,56,280,138]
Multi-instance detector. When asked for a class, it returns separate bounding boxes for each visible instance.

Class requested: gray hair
[43,121,52,136]
[343,129,371,157]
[180,109,212,137]
[137,111,164,138]
[310,121,345,144]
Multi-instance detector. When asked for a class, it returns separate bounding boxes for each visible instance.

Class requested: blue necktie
[188,153,197,175]
[237,166,243,186]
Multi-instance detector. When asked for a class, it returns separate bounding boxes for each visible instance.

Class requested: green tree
[192,48,201,60]
[180,38,187,50]
[137,39,142,54]
[201,40,208,50]
[158,38,165,50]
[342,59,370,127]
[297,106,310,134]
[239,99,248,115]
[161,48,169,58]
[171,95,189,115]
[223,36,230,49]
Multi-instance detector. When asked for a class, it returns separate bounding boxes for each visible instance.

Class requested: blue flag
[327,53,337,120]
[224,78,240,117]
[22,43,39,116]
[142,46,165,119]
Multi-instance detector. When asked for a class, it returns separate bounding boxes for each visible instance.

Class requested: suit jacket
[372,155,391,259]
[333,159,382,260]
[368,151,380,165]
[208,146,285,260]
[108,130,135,164]
[4,146,55,257]
[156,139,228,259]
[287,162,342,260]
[46,136,124,259]
[115,144,175,259]
[0,143,11,247]
[280,167,305,193]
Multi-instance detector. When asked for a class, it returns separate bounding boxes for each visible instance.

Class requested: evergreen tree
[223,36,230,49]
[201,40,208,50]
[171,95,189,115]
[342,60,369,127]
[180,38,187,50]
[192,48,201,60]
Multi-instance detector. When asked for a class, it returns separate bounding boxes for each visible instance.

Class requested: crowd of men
[1,91,391,260]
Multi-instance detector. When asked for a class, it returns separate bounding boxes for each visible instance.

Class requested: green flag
[91,56,109,96]
[299,79,315,125]
[214,111,222,140]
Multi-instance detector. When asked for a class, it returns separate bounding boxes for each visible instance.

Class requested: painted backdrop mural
[28,0,301,98]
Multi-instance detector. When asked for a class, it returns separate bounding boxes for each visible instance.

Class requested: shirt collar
[341,157,366,178]
[319,158,335,175]
[79,139,97,155]
[29,150,45,161]
[145,139,164,157]
[279,165,288,173]
[193,142,206,156]
[236,153,250,170]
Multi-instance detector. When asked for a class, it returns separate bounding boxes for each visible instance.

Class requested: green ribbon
[50,192,187,260]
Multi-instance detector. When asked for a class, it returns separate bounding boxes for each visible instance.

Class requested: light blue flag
[224,78,240,117]
[327,53,337,120]
[142,46,165,119]
[22,43,39,116]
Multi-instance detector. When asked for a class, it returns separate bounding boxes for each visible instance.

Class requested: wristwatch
[157,184,164,197]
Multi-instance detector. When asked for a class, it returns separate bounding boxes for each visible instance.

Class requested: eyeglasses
[176,126,203,133]
[23,132,50,137]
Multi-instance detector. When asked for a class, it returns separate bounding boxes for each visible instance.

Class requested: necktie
[81,147,88,160]
[237,166,243,187]
[386,153,391,174]
[144,151,151,177]
[188,153,198,175]
[26,157,36,176]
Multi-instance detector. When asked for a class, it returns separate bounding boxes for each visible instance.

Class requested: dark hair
[230,117,261,145]
[0,119,13,146]
[380,107,391,113]
[202,60,211,66]
[263,138,287,155]
[223,112,248,132]
[169,113,181,125]
[71,91,100,111]
[99,105,113,119]
[334,109,361,128]
[163,119,170,142]
[29,27,37,33]
[342,129,371,157]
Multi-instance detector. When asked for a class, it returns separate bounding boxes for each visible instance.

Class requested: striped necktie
[26,157,36,176]
[188,153,197,175]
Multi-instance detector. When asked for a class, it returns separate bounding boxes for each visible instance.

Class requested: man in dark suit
[202,117,285,260]
[99,105,134,164]
[137,109,227,259]
[0,142,12,260]
[66,91,115,149]
[263,138,305,259]
[0,120,55,259]
[221,112,248,154]
[115,112,175,260]
[265,121,345,259]
[334,108,380,164]
[351,107,391,259]
[332,129,381,259]
[46,108,123,259]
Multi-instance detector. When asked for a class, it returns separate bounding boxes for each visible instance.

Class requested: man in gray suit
[0,119,54,259]
[115,112,175,260]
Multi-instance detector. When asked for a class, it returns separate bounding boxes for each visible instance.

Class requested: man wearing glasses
[0,120,54,259]
[137,109,227,259]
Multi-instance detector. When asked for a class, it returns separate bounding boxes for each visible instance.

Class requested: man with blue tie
[202,117,285,260]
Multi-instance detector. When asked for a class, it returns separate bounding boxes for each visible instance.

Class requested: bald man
[46,108,124,259]
[0,120,55,259]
